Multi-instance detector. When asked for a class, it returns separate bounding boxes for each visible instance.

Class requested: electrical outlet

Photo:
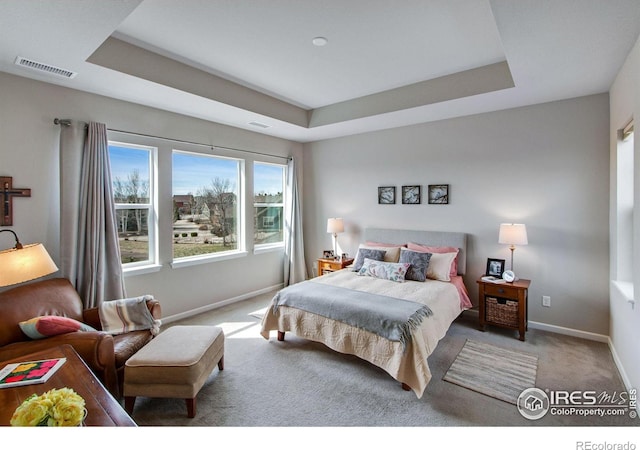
[542,295,551,307]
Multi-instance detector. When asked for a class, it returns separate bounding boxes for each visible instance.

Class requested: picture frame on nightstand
[486,258,505,277]
[323,250,335,259]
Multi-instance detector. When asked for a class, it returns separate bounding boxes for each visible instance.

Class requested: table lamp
[498,223,528,279]
[326,218,344,260]
[0,229,58,287]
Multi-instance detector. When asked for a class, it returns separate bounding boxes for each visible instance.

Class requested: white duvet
[260,269,469,398]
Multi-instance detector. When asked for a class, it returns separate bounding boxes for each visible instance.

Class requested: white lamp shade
[327,218,344,234]
[498,223,528,246]
[0,243,59,287]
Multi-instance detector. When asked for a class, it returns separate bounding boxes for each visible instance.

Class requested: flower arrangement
[10,387,86,426]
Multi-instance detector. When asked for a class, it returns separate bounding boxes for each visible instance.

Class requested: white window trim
[171,149,245,263]
[253,242,284,254]
[170,250,248,269]
[253,161,286,250]
[123,263,163,276]
[109,140,159,270]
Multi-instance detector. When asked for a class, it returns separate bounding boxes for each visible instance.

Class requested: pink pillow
[407,242,459,277]
[365,241,407,248]
[19,316,97,340]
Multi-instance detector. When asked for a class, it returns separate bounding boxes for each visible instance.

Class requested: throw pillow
[357,258,411,282]
[407,242,460,277]
[398,248,432,282]
[352,248,386,271]
[358,244,402,262]
[426,252,458,281]
[19,316,97,340]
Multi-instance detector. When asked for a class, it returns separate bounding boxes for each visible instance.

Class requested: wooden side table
[0,345,136,426]
[477,277,531,341]
[317,257,354,277]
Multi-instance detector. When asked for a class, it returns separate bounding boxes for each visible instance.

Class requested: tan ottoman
[123,325,224,418]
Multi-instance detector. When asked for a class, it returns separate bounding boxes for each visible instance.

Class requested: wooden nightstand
[317,257,354,277]
[477,277,531,341]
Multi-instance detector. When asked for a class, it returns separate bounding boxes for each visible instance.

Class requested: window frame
[253,161,286,253]
[170,149,246,268]
[108,140,160,275]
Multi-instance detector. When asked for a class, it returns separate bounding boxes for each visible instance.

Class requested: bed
[260,228,472,398]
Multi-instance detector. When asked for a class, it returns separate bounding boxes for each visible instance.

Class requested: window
[172,150,243,261]
[108,142,157,268]
[254,162,285,248]
[616,121,634,282]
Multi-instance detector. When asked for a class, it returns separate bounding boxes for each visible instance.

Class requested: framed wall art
[378,186,396,204]
[401,185,421,204]
[428,184,449,204]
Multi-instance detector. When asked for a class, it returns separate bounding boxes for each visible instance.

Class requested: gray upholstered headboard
[363,228,467,275]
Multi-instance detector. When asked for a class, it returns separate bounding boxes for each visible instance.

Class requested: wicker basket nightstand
[477,277,531,341]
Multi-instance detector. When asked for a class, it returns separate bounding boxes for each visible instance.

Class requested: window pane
[109,142,155,266]
[116,208,149,264]
[173,151,241,259]
[254,162,285,245]
[109,145,150,204]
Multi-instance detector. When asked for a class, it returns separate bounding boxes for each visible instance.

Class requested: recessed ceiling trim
[309,61,515,128]
[87,37,308,128]
[14,56,77,79]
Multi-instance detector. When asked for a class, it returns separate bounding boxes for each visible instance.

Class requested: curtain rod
[53,118,291,161]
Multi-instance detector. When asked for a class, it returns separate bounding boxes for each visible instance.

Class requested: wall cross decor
[1,177,31,226]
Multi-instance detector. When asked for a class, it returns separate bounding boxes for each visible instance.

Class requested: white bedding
[260,268,470,398]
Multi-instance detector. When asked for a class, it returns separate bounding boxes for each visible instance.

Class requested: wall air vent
[248,121,271,129]
[14,56,77,79]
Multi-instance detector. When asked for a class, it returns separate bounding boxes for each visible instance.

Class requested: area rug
[443,339,538,404]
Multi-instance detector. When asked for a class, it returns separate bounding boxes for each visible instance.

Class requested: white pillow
[356,244,402,263]
[426,252,458,282]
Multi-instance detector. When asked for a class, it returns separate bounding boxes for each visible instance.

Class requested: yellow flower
[10,395,51,426]
[48,394,86,426]
[10,388,86,427]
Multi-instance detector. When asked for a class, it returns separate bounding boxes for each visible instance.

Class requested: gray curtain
[59,121,126,307]
[284,157,307,285]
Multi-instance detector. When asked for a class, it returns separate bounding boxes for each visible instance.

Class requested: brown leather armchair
[0,278,161,398]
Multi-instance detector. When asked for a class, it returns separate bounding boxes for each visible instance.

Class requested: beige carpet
[130,294,635,427]
[443,339,538,404]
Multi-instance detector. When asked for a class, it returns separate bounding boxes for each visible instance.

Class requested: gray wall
[0,72,302,319]
[302,94,611,336]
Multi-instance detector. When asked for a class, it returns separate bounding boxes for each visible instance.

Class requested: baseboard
[607,338,633,391]
[162,283,283,325]
[527,321,609,343]
[463,309,609,343]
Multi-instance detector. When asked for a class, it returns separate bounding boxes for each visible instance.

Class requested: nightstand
[477,277,531,341]
[317,257,354,277]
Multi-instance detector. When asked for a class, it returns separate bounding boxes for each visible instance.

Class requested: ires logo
[517,388,637,420]
[548,390,629,406]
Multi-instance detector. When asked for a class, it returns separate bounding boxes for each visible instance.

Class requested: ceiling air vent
[248,121,271,129]
[14,56,77,79]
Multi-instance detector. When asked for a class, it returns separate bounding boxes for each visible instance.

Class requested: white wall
[303,94,611,336]
[609,34,640,391]
[0,72,303,318]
